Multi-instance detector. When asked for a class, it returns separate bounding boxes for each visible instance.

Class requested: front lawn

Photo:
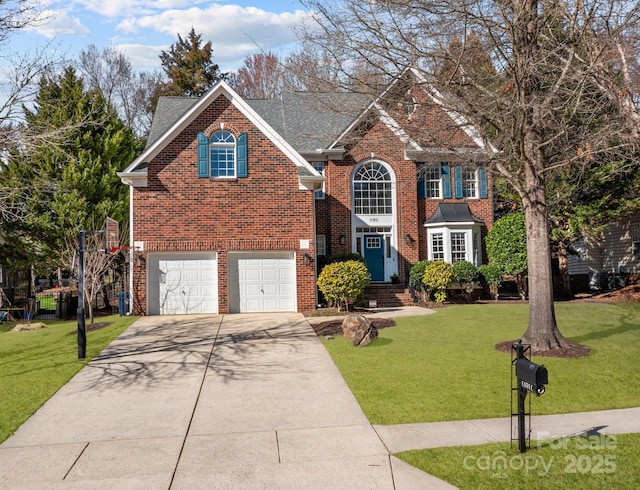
[0,315,137,443]
[321,302,640,424]
[398,432,640,489]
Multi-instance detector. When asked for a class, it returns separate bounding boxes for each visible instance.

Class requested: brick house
[118,68,493,315]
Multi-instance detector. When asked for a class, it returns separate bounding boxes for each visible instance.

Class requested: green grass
[36,295,55,311]
[0,315,138,443]
[397,433,640,489]
[322,303,640,424]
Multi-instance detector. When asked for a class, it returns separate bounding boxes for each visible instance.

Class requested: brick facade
[131,96,317,314]
[316,93,494,284]
[124,76,494,315]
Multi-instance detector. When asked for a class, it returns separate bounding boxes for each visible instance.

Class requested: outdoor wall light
[303,252,311,265]
[339,234,346,245]
[405,233,413,244]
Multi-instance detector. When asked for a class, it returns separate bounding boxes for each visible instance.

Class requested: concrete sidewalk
[0,313,451,489]
[375,406,640,454]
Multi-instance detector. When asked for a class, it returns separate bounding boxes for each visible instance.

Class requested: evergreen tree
[159,28,222,97]
[0,67,138,272]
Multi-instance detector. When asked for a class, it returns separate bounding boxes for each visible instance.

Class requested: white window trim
[210,130,237,179]
[426,225,482,266]
[425,164,442,199]
[462,167,479,199]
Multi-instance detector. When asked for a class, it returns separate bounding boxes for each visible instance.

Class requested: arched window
[197,130,247,179]
[353,161,392,215]
[210,130,236,178]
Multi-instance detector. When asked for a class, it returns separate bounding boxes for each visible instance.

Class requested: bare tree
[0,3,63,224]
[281,43,344,92]
[67,231,119,324]
[0,0,44,45]
[302,0,640,354]
[78,45,163,138]
[231,51,284,99]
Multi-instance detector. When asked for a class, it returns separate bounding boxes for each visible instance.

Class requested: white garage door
[147,252,218,315]
[228,252,296,313]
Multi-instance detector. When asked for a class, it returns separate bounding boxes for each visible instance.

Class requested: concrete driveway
[0,313,448,489]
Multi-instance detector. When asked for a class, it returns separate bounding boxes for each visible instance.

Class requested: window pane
[315,235,326,256]
[211,146,235,177]
[463,167,477,198]
[210,130,236,178]
[353,162,392,215]
[431,233,444,260]
[425,165,441,198]
[451,232,467,261]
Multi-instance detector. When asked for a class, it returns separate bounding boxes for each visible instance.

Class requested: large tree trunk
[520,181,572,353]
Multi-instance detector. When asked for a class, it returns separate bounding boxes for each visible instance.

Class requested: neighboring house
[568,214,640,292]
[118,69,494,315]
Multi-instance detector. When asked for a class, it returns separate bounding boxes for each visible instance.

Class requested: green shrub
[478,263,503,301]
[451,261,479,301]
[485,212,527,299]
[409,260,431,288]
[409,260,431,303]
[317,260,371,311]
[422,261,454,303]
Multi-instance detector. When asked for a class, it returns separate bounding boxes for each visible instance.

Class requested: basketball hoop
[104,217,119,253]
[109,245,131,254]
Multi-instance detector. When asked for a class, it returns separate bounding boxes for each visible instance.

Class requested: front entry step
[364,284,416,307]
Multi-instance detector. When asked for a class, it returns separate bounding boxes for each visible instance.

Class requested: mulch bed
[311,317,396,337]
[495,339,591,358]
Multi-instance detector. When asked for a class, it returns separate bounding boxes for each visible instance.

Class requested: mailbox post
[512,340,548,453]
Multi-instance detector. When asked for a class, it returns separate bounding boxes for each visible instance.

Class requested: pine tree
[159,27,222,97]
[0,67,138,272]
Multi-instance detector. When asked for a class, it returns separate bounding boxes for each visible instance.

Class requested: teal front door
[364,234,385,281]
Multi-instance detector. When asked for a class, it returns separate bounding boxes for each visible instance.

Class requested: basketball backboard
[104,217,119,253]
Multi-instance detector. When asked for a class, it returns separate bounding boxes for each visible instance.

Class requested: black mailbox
[516,359,548,395]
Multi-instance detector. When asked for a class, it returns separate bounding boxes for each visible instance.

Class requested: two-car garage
[147,251,296,315]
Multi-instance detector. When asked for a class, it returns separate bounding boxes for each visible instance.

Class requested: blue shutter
[454,165,463,199]
[236,132,248,178]
[479,168,488,198]
[197,132,208,177]
[417,174,426,199]
[442,165,452,199]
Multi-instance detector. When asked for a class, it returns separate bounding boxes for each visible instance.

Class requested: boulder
[341,315,378,347]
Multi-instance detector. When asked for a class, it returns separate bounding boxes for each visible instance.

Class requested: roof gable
[330,67,495,160]
[119,80,322,189]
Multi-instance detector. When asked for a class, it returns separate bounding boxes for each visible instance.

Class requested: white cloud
[26,10,91,38]
[116,43,167,70]
[113,4,311,70]
[62,0,214,19]
[117,4,308,51]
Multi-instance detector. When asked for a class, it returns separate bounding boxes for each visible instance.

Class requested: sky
[9,0,311,73]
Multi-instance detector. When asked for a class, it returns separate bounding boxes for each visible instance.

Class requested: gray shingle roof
[147,92,372,153]
[146,97,198,147]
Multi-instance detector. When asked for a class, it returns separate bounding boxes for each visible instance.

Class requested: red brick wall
[320,101,494,280]
[132,95,316,314]
[316,120,421,282]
